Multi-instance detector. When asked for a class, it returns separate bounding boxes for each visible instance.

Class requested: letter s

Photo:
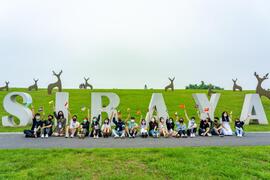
[2,92,33,126]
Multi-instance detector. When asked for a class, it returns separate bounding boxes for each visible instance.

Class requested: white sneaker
[121,134,125,138]
[70,134,74,138]
[114,135,119,138]
[65,135,69,138]
[45,134,49,138]
[41,134,44,138]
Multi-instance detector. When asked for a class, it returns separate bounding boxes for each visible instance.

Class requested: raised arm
[126,108,131,121]
[184,109,190,121]
[31,105,35,118]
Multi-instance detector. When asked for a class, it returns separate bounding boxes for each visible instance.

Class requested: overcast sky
[0,0,270,90]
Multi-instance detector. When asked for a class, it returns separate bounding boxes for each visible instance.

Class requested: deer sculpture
[28,79,39,91]
[232,79,242,91]
[207,84,216,97]
[0,81,9,91]
[165,77,175,91]
[79,77,93,90]
[254,72,270,99]
[48,70,63,95]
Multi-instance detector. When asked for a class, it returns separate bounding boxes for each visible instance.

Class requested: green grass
[0,88,270,132]
[0,147,270,179]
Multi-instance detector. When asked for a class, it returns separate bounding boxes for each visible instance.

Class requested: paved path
[0,133,270,149]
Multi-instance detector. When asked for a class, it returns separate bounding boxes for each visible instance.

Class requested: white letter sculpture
[146,93,169,123]
[55,92,69,124]
[91,92,120,121]
[192,93,221,120]
[2,92,33,126]
[240,94,268,124]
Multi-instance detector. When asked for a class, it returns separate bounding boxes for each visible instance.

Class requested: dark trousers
[177,130,186,136]
[187,128,197,136]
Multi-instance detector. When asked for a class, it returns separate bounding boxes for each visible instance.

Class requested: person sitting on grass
[79,117,90,138]
[220,111,233,136]
[112,112,126,138]
[41,115,54,138]
[166,117,176,137]
[66,115,80,138]
[184,109,197,138]
[235,118,245,137]
[159,117,169,138]
[53,111,67,137]
[127,117,139,138]
[149,117,159,138]
[175,117,187,138]
[101,116,112,138]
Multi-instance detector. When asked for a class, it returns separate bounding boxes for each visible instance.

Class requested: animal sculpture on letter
[254,72,270,99]
[48,70,63,95]
[232,79,242,92]
[0,81,9,91]
[207,84,216,97]
[79,77,93,90]
[28,79,39,91]
[165,77,175,91]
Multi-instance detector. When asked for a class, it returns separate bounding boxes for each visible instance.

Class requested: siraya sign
[1,92,269,127]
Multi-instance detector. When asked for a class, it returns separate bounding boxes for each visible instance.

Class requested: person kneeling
[66,115,80,138]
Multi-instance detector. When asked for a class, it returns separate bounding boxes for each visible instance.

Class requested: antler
[168,77,175,81]
[53,70,63,76]
[254,72,260,81]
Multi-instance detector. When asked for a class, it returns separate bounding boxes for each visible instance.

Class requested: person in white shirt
[66,115,80,138]
[184,109,198,138]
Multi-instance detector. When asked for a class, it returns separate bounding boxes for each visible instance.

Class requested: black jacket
[113,117,125,131]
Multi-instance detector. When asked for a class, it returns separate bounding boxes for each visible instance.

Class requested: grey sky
[0,0,270,90]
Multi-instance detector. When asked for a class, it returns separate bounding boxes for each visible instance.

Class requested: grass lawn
[0,88,270,132]
[0,146,269,179]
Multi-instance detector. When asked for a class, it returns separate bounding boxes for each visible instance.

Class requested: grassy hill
[0,88,270,132]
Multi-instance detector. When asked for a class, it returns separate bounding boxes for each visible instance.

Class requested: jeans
[113,129,124,137]
[235,127,244,136]
[149,130,159,137]
[41,128,52,136]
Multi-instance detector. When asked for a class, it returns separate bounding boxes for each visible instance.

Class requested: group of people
[24,107,246,139]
